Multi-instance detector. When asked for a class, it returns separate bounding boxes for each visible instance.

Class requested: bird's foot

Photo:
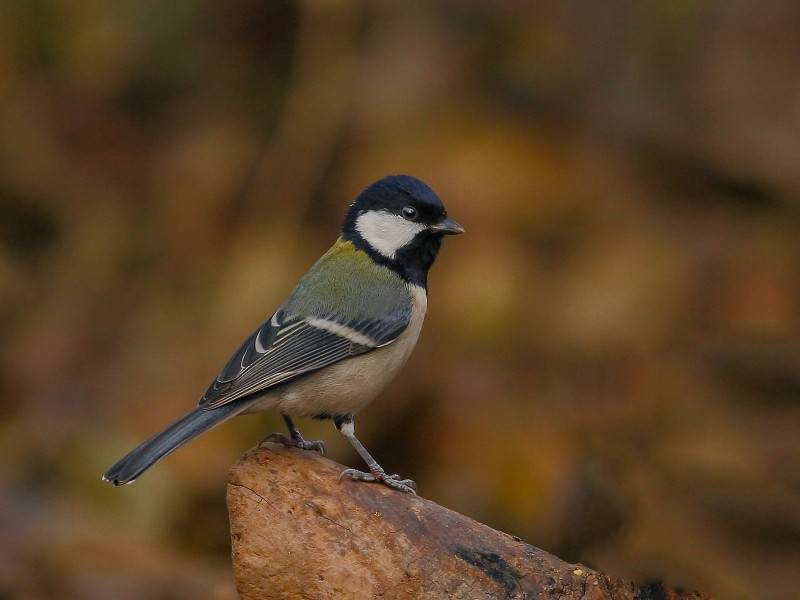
[339,467,417,495]
[260,432,326,456]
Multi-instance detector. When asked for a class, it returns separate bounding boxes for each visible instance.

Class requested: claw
[261,432,326,456]
[339,468,376,482]
[299,439,326,456]
[386,474,417,492]
[339,468,417,495]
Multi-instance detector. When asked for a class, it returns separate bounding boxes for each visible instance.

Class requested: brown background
[1,2,799,599]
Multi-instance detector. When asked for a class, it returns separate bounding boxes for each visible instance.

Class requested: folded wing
[199,306,410,409]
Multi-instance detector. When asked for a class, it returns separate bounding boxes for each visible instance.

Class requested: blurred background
[1,1,799,598]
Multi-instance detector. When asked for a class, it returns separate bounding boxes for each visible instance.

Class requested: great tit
[103,175,463,494]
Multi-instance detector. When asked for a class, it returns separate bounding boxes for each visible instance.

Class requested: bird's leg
[262,414,325,455]
[335,415,416,494]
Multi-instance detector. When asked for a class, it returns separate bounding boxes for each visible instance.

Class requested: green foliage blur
[1,2,799,598]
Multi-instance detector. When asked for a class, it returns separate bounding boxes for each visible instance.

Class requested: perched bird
[103,175,463,494]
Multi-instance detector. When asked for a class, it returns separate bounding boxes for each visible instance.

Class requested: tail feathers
[103,402,246,486]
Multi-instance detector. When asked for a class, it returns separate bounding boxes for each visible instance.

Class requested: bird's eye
[401,206,418,221]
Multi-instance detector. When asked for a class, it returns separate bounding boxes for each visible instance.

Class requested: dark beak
[430,217,465,235]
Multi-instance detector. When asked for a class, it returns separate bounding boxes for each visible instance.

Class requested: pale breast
[262,283,428,418]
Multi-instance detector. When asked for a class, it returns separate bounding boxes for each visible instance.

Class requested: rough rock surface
[228,444,712,600]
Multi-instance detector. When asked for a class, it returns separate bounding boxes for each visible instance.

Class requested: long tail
[103,401,248,486]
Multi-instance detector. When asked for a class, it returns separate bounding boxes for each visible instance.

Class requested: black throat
[342,221,443,289]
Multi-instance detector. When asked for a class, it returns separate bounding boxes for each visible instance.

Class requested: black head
[342,175,464,287]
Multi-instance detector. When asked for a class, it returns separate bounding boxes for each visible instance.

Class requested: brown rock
[228,444,711,600]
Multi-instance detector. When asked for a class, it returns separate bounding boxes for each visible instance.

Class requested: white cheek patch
[355,210,426,258]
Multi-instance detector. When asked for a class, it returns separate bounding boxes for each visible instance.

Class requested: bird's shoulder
[283,237,414,321]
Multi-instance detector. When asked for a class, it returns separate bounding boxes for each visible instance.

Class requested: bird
[103,175,463,494]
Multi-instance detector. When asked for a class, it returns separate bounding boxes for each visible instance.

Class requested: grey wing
[199,307,411,409]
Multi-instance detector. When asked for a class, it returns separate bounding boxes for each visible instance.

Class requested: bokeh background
[2,1,799,598]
